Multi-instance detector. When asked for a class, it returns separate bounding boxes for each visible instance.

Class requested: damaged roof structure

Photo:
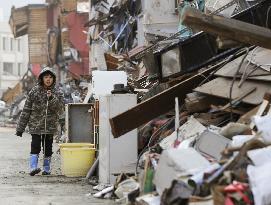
[9,0,90,78]
[4,0,92,126]
[10,4,48,65]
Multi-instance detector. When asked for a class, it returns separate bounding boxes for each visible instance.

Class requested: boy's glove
[15,131,23,137]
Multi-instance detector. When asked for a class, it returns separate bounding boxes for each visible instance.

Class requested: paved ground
[0,127,113,205]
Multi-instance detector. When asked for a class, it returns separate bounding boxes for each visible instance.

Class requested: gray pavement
[0,127,113,205]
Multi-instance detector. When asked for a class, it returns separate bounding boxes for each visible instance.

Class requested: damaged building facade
[0,21,28,97]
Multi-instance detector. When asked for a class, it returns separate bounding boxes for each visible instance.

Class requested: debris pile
[86,1,271,205]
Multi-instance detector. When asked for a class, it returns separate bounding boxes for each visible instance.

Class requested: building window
[2,37,7,51]
[17,39,21,52]
[10,38,14,51]
[3,63,13,75]
[18,63,22,76]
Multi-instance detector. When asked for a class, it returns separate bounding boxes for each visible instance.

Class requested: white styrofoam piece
[153,148,210,195]
[92,71,127,98]
[231,135,254,148]
[247,162,271,205]
[253,116,271,143]
[248,146,271,167]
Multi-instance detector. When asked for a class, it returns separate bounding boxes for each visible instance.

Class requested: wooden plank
[110,63,223,138]
[28,7,48,64]
[181,7,271,50]
[194,77,271,105]
[215,53,271,82]
[27,6,48,64]
[220,87,257,110]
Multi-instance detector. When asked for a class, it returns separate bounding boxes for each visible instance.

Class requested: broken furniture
[65,103,94,143]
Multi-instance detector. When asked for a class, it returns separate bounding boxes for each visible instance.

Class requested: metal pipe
[85,157,99,179]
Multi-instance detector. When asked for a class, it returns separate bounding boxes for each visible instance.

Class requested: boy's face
[43,74,54,88]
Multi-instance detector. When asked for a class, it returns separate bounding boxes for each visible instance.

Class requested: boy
[16,67,64,176]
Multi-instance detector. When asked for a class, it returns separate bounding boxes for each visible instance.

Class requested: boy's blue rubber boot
[30,154,41,176]
[42,157,51,175]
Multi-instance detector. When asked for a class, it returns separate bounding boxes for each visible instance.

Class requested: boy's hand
[15,131,23,137]
[47,90,52,98]
[179,0,184,5]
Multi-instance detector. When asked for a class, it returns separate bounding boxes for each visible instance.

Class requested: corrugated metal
[28,6,48,64]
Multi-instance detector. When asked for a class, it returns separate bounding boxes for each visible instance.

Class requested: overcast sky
[1,0,45,20]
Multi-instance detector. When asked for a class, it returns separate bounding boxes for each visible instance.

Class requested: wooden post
[181,7,271,50]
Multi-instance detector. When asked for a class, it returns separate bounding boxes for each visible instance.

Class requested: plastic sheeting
[92,71,127,98]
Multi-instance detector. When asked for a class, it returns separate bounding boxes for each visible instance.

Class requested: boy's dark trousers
[31,134,53,157]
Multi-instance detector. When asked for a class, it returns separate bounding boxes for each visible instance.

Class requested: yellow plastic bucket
[59,143,95,177]
[59,143,95,149]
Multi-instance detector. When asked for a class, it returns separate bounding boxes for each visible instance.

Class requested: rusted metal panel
[110,65,220,138]
[67,12,89,57]
[62,12,89,75]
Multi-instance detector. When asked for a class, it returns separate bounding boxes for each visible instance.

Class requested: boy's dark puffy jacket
[16,67,64,135]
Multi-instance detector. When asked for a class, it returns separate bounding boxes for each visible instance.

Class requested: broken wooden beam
[110,62,225,138]
[181,7,271,50]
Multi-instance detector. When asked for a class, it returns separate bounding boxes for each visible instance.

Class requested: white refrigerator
[99,94,138,184]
